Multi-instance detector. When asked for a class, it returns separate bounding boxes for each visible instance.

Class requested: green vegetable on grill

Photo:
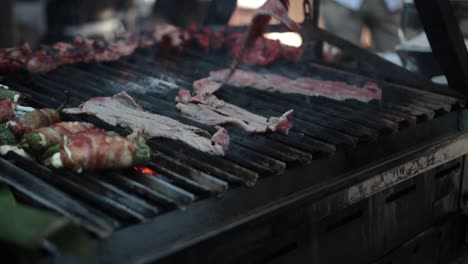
[0,84,21,102]
[0,123,17,145]
[0,91,68,146]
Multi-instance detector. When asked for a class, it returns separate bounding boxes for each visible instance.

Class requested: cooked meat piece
[48,128,151,173]
[0,85,21,102]
[153,23,189,55]
[64,92,227,156]
[72,35,96,63]
[209,69,383,103]
[0,100,17,123]
[20,121,95,155]
[176,89,293,135]
[26,48,64,73]
[211,126,230,152]
[0,43,32,72]
[281,45,304,62]
[0,108,61,145]
[7,108,62,138]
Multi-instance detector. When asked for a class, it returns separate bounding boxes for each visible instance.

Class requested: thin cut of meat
[64,92,227,156]
[0,23,189,74]
[209,69,382,103]
[175,90,293,135]
[211,126,230,152]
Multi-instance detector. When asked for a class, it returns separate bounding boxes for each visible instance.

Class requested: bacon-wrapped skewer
[0,108,62,145]
[0,101,17,123]
[0,100,34,123]
[0,43,32,73]
[45,129,151,173]
[0,84,21,102]
[20,121,95,156]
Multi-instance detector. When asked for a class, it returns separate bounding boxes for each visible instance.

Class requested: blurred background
[2,0,468,83]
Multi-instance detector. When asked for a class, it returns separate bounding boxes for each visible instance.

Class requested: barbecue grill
[1,1,468,263]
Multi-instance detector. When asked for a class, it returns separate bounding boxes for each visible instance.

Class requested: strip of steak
[63,92,227,156]
[175,90,293,135]
[209,69,382,103]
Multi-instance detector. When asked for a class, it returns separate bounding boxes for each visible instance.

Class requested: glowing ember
[134,166,157,176]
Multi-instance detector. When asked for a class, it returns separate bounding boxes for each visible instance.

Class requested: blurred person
[322,0,403,62]
[0,0,16,48]
[45,0,127,42]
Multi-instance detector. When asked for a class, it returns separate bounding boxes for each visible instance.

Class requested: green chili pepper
[39,144,61,162]
[135,143,151,165]
[0,88,21,102]
[19,132,46,156]
[0,124,16,145]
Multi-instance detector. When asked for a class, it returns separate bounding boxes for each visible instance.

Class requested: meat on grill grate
[0,27,465,241]
[175,89,293,135]
[209,69,382,103]
[46,128,151,173]
[64,91,228,156]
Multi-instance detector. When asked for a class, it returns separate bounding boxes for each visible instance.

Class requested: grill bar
[102,173,178,210]
[0,156,117,236]
[149,141,259,186]
[0,44,464,239]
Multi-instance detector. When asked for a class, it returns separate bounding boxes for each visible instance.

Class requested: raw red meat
[188,27,303,65]
[64,92,227,156]
[175,89,293,135]
[209,69,382,103]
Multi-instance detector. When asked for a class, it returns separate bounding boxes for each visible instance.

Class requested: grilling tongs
[219,0,298,88]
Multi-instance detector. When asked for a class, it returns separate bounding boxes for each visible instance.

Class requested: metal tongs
[219,0,316,89]
[218,0,294,89]
[218,16,263,89]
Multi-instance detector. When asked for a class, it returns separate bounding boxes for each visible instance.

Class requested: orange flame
[134,166,157,176]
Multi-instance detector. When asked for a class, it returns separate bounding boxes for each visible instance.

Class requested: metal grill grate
[0,47,465,238]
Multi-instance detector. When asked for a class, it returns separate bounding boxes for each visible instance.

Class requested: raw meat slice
[64,92,227,156]
[209,69,382,103]
[175,90,293,135]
